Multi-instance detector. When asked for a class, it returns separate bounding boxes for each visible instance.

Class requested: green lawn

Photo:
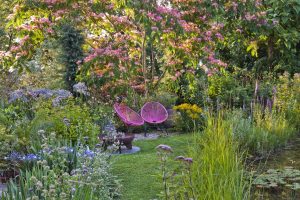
[112,134,192,200]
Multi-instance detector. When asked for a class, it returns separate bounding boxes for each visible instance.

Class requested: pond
[253,136,300,199]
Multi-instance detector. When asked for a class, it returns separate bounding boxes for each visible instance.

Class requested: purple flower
[28,89,53,99]
[175,156,185,161]
[63,147,74,153]
[73,82,89,96]
[82,149,95,157]
[54,89,72,98]
[4,151,23,161]
[184,157,193,164]
[52,96,64,107]
[156,144,173,153]
[23,154,39,161]
[8,90,28,103]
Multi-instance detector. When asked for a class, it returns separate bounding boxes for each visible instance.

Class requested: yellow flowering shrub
[173,103,202,119]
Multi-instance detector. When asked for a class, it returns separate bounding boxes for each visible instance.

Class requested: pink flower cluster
[178,20,198,32]
[208,54,227,67]
[84,45,128,63]
[43,0,65,5]
[90,12,105,20]
[147,12,163,22]
[156,6,181,19]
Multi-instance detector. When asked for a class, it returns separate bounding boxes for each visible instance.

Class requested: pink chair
[141,102,169,135]
[114,103,144,126]
[112,103,144,153]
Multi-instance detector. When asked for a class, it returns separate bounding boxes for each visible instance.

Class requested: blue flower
[63,147,74,153]
[82,149,95,158]
[4,151,23,161]
[23,154,39,161]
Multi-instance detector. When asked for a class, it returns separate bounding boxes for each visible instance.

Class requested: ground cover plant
[0,0,300,199]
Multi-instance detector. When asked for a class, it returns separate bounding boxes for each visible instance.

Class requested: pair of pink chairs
[113,101,168,129]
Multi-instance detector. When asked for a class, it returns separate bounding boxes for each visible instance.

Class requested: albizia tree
[1,0,268,100]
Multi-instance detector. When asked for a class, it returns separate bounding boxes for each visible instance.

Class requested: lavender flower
[63,147,74,153]
[103,121,117,134]
[175,156,193,164]
[63,117,71,127]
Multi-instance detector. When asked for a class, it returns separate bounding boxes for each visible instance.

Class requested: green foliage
[207,70,253,108]
[275,73,300,129]
[229,107,296,155]
[29,99,99,146]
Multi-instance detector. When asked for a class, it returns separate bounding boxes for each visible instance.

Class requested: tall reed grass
[186,115,250,200]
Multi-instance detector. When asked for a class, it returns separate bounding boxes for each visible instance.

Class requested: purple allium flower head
[156,144,173,153]
[184,157,193,164]
[175,156,185,161]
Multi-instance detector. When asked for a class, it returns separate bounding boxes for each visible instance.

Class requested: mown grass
[111,134,192,200]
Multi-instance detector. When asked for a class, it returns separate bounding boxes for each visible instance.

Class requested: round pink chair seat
[114,103,144,126]
[141,102,168,124]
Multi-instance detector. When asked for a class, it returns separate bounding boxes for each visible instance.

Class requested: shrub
[173,103,204,132]
[29,99,100,146]
[275,73,300,129]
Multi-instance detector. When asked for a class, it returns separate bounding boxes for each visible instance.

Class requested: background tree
[59,24,84,93]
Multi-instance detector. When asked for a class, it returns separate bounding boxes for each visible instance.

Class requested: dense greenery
[0,0,299,199]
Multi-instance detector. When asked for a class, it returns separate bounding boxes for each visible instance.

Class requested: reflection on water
[265,137,300,169]
[253,137,300,200]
